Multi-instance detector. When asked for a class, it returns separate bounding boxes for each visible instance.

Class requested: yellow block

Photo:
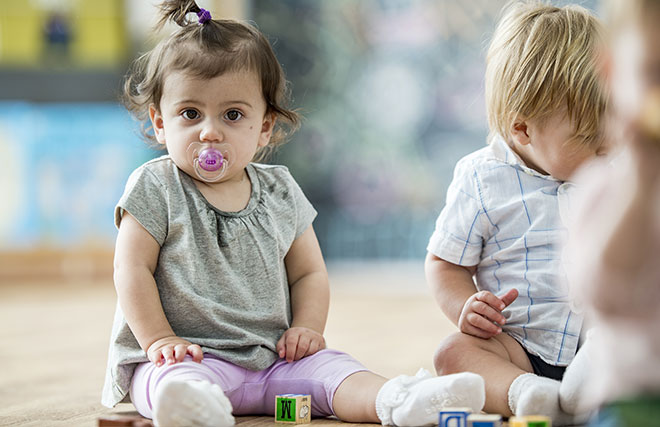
[508,415,552,427]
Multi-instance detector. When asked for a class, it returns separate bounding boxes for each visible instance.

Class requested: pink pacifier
[187,142,234,182]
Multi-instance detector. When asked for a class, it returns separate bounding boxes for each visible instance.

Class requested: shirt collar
[489,134,561,182]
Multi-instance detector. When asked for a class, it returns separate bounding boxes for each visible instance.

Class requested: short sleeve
[114,166,169,246]
[427,158,487,266]
[287,172,317,239]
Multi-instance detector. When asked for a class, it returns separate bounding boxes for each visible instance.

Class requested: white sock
[375,368,485,426]
[559,335,594,415]
[508,373,575,426]
[152,379,235,427]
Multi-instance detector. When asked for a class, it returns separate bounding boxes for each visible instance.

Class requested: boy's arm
[114,212,202,365]
[425,252,517,339]
[279,225,329,362]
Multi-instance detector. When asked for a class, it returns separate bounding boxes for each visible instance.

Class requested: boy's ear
[510,118,531,146]
[258,112,277,147]
[149,104,167,146]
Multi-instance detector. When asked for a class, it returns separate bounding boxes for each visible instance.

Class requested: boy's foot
[375,368,485,426]
[152,379,235,427]
[510,373,582,426]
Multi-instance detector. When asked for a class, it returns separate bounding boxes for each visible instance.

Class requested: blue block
[467,413,503,427]
[439,408,471,427]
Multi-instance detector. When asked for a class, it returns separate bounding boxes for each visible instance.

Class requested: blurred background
[0,0,599,281]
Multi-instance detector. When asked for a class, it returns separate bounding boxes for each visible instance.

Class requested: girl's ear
[510,117,531,146]
[149,104,167,146]
[258,112,277,147]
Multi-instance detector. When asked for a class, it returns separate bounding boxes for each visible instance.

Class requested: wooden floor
[0,261,457,427]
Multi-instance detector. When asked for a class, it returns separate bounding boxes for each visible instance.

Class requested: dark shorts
[523,347,566,381]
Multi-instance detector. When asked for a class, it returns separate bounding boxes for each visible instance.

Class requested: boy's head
[485,1,607,156]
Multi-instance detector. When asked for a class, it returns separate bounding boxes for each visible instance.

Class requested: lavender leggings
[130,349,367,419]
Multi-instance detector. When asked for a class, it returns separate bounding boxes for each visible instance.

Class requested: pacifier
[187,142,234,182]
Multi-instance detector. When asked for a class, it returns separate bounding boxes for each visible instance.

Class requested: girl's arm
[573,137,660,317]
[278,225,330,362]
[425,253,517,339]
[114,213,203,366]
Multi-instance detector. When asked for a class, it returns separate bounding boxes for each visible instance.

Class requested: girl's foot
[375,368,485,426]
[152,379,235,427]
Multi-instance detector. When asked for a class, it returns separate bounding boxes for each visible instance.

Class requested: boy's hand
[276,327,326,363]
[147,336,204,367]
[458,289,518,339]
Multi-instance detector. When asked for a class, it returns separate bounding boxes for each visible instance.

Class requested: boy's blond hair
[486,1,607,149]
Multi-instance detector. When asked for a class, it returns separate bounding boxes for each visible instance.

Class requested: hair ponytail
[156,0,202,30]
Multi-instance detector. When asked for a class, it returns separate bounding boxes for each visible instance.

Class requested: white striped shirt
[428,136,581,366]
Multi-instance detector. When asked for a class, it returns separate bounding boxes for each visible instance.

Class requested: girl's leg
[258,348,484,425]
[244,349,369,417]
[332,371,386,422]
[334,368,485,425]
[130,355,243,426]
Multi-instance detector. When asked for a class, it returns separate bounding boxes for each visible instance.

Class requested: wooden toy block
[275,394,311,424]
[98,415,153,427]
[508,415,552,427]
[439,407,472,427]
[467,413,502,427]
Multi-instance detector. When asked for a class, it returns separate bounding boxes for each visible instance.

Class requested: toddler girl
[559,0,660,424]
[101,1,485,426]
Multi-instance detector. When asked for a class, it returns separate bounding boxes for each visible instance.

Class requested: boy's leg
[434,331,532,415]
[435,331,574,423]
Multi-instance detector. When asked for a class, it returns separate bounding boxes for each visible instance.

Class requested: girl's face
[609,11,660,128]
[149,70,274,183]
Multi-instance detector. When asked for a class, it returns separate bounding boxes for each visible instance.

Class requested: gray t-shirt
[102,155,317,407]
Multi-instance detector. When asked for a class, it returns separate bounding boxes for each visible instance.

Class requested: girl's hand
[276,327,326,363]
[458,289,518,339]
[147,336,204,367]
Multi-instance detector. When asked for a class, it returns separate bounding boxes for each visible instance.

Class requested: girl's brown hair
[123,0,300,160]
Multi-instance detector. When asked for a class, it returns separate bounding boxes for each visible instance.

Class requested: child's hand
[458,289,518,339]
[147,336,204,367]
[276,327,326,363]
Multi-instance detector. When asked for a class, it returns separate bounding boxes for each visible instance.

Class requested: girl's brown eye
[182,109,199,120]
[225,110,243,121]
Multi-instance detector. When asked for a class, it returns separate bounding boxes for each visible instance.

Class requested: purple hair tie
[197,8,212,24]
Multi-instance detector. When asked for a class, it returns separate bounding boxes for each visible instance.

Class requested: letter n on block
[439,407,472,427]
[275,394,312,424]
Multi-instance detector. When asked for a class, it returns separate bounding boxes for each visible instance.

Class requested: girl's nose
[199,120,224,142]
